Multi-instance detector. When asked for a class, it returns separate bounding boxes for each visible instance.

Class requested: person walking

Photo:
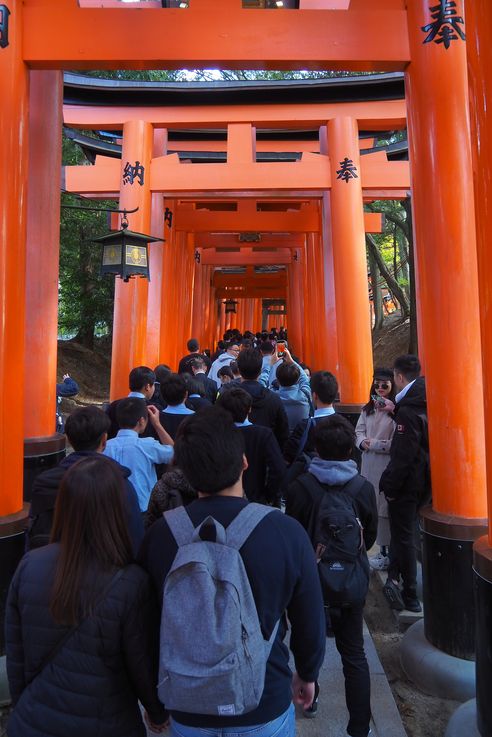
[6,455,167,737]
[355,369,396,571]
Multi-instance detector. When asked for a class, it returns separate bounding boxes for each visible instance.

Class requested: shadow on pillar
[474,538,492,737]
[0,508,29,656]
[23,434,66,503]
[401,508,486,701]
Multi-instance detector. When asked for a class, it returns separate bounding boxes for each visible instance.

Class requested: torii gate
[2,2,492,731]
[63,96,408,398]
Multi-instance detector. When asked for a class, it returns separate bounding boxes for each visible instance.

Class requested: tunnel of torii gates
[2,0,492,730]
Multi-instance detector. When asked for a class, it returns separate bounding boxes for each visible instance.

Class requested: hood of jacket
[308,457,358,486]
[240,379,272,408]
[396,376,427,411]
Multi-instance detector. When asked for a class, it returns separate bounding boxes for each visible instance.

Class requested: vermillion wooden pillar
[300,236,316,366]
[110,120,153,400]
[171,232,195,365]
[24,71,66,502]
[328,117,372,403]
[321,190,339,374]
[244,299,254,332]
[0,1,29,519]
[219,298,226,341]
[307,231,334,371]
[191,260,205,344]
[158,198,178,367]
[287,252,305,360]
[402,0,487,668]
[466,2,492,732]
[0,0,30,653]
[145,129,167,368]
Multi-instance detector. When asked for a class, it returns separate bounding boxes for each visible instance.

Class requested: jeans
[170,704,295,737]
[328,604,371,737]
[387,498,418,597]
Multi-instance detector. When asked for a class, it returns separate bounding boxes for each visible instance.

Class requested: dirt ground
[365,573,460,737]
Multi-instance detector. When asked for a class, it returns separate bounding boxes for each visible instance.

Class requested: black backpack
[298,473,369,607]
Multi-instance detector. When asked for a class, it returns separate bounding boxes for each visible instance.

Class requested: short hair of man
[174,407,245,494]
[218,387,253,423]
[65,406,111,452]
[160,373,187,406]
[187,338,199,353]
[310,371,338,404]
[393,354,421,382]
[154,364,172,385]
[129,366,155,392]
[226,340,240,352]
[236,348,262,380]
[259,341,275,355]
[191,357,206,372]
[116,397,148,429]
[276,362,300,388]
[217,365,234,380]
[314,414,355,461]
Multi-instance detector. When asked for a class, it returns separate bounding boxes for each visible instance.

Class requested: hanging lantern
[93,217,162,282]
[224,299,238,314]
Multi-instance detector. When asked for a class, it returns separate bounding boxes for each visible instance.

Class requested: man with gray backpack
[286,414,377,737]
[138,406,326,737]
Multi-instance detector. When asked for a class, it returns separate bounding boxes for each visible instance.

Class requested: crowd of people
[5,326,430,737]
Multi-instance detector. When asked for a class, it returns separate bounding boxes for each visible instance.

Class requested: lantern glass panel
[102,243,122,266]
[125,244,148,267]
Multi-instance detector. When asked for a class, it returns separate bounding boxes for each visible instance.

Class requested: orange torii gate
[2,3,492,731]
[64,101,408,398]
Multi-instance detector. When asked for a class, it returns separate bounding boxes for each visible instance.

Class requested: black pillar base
[0,507,29,655]
[421,507,487,660]
[473,537,492,737]
[335,402,364,471]
[23,434,66,503]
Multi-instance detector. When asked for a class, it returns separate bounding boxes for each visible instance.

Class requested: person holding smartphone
[355,369,396,571]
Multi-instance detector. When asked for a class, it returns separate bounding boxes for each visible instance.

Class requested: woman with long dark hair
[355,368,396,571]
[6,455,167,737]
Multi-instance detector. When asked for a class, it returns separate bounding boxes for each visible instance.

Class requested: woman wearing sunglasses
[355,368,396,571]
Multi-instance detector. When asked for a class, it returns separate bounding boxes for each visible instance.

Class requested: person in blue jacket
[56,372,79,432]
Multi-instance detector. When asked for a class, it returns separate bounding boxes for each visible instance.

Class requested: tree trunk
[366,234,410,317]
[368,245,384,330]
[403,198,419,355]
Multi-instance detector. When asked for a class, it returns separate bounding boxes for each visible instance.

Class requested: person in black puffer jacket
[145,467,197,530]
[6,455,167,737]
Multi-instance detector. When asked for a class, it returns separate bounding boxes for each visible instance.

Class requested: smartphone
[277,342,286,357]
[371,394,386,407]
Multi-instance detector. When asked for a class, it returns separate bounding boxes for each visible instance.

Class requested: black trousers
[326,604,371,737]
[387,498,418,597]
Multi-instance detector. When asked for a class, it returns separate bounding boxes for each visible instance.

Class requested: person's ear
[242,453,249,472]
[97,432,108,453]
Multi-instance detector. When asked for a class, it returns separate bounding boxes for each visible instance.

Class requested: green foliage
[60,135,115,346]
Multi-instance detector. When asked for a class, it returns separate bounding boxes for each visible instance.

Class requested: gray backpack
[158,504,280,716]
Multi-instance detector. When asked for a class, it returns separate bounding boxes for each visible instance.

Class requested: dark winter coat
[145,468,197,529]
[193,372,218,403]
[5,544,167,737]
[239,380,289,451]
[27,451,144,554]
[238,425,286,505]
[379,377,430,504]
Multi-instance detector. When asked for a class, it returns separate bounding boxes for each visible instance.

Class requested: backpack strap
[341,474,366,500]
[164,505,196,546]
[225,503,278,551]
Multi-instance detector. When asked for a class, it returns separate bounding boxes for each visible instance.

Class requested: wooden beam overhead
[201,248,292,266]
[63,99,407,131]
[64,154,410,197]
[25,1,409,71]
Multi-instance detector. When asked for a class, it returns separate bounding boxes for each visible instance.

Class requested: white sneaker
[369,553,390,571]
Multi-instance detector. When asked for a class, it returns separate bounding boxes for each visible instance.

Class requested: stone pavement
[144,621,408,737]
[291,622,408,737]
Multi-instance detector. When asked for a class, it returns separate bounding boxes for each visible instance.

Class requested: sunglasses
[373,381,391,390]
